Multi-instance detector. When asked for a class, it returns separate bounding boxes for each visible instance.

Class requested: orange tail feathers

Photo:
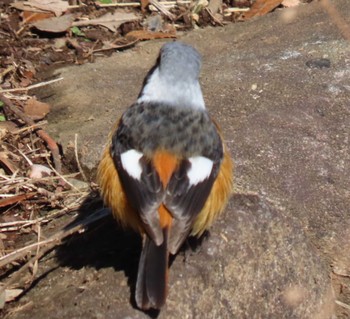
[135,228,169,310]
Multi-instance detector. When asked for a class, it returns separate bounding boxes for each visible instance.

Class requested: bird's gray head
[158,42,202,82]
[138,42,205,110]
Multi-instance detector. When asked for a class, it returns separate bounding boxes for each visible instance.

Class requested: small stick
[46,159,81,192]
[205,7,224,26]
[0,192,36,208]
[92,1,190,7]
[335,300,350,311]
[94,2,141,7]
[0,195,86,232]
[0,65,16,81]
[0,94,62,173]
[12,121,48,135]
[224,7,250,13]
[1,208,110,284]
[150,0,176,20]
[92,39,139,53]
[0,77,63,94]
[74,134,88,182]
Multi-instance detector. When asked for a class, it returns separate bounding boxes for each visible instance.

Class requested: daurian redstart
[97,41,233,310]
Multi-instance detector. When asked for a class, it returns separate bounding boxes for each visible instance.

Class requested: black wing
[165,157,221,254]
[111,123,166,245]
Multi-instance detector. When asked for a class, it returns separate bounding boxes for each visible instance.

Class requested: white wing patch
[187,156,213,186]
[120,149,143,180]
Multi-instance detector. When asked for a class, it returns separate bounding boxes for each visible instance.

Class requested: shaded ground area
[1,0,350,318]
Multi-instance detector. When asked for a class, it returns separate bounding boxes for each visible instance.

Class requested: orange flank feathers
[97,135,142,233]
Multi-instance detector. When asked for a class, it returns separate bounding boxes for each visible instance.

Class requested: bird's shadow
[55,190,207,318]
[55,192,144,312]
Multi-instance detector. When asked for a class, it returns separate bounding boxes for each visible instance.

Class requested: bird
[97,41,233,310]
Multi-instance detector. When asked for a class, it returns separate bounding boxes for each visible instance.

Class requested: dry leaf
[0,121,18,139]
[31,13,74,33]
[23,98,51,120]
[31,13,73,33]
[12,1,47,13]
[126,29,176,41]
[282,0,301,7]
[207,0,222,15]
[0,193,37,208]
[22,10,55,23]
[18,59,36,82]
[242,0,283,19]
[5,289,24,302]
[13,0,69,16]
[73,12,139,32]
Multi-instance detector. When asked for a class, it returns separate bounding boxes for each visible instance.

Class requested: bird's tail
[135,228,169,310]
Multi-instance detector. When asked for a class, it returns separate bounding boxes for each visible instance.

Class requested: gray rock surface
[9,0,350,318]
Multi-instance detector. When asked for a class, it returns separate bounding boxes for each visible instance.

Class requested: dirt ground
[1,0,350,318]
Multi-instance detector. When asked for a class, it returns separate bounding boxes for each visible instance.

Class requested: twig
[0,77,63,94]
[224,7,250,13]
[335,300,350,311]
[31,223,41,278]
[0,65,16,81]
[94,2,141,7]
[0,209,110,268]
[16,147,34,166]
[12,121,48,135]
[92,39,139,53]
[91,1,191,8]
[205,7,224,26]
[0,94,62,173]
[0,173,80,192]
[1,208,110,287]
[0,194,86,232]
[0,192,36,208]
[45,158,82,193]
[150,0,176,20]
[74,134,88,182]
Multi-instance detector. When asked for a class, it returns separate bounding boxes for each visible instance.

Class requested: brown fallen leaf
[18,60,36,87]
[12,1,47,13]
[126,29,176,41]
[0,121,18,139]
[31,13,74,33]
[23,98,51,120]
[73,12,140,32]
[12,0,69,17]
[0,193,37,208]
[207,0,222,15]
[5,289,24,303]
[22,10,55,23]
[242,0,283,19]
